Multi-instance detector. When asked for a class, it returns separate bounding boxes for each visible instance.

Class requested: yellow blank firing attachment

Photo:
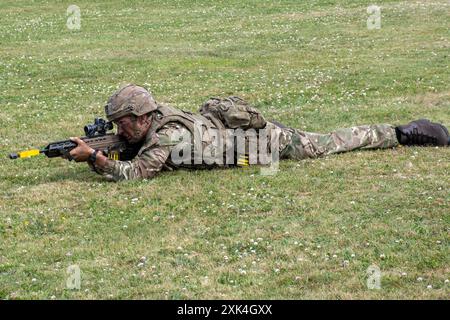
[9,149,41,159]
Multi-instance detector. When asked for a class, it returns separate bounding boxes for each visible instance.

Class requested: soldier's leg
[279,124,399,160]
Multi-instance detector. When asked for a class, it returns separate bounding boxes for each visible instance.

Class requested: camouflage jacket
[94,120,290,181]
[94,97,294,181]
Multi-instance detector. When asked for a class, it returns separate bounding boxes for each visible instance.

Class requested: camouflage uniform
[279,123,398,160]
[97,88,399,181]
[97,123,180,181]
[90,83,450,181]
[95,120,398,181]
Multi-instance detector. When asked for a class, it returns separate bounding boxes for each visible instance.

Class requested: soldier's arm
[91,123,189,181]
[92,145,170,181]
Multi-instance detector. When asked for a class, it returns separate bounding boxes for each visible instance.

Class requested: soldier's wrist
[95,151,109,168]
[87,149,97,164]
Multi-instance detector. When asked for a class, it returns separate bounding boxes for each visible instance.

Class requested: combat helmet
[105,84,158,121]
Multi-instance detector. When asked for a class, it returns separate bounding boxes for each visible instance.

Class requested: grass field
[0,0,449,299]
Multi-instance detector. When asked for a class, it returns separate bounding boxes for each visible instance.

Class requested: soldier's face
[114,115,150,144]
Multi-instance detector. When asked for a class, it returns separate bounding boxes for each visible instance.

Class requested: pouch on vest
[199,96,266,130]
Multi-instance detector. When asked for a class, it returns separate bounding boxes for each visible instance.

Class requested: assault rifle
[9,118,139,161]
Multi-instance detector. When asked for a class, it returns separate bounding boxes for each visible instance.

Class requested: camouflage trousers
[279,124,399,160]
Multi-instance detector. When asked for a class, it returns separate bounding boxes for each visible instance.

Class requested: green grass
[0,0,449,299]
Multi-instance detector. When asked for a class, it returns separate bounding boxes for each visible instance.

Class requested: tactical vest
[150,103,225,135]
[138,99,274,166]
[150,96,267,134]
[136,103,225,157]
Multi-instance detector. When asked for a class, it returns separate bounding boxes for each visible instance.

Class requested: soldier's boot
[395,119,449,146]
